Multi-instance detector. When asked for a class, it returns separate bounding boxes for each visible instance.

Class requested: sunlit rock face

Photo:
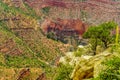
[71,52,113,80]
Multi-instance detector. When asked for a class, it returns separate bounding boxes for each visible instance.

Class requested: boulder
[71,52,113,80]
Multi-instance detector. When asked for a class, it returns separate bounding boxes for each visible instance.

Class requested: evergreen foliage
[83,21,117,55]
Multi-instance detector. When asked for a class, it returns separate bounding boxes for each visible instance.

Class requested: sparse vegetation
[0,1,69,79]
[0,0,120,80]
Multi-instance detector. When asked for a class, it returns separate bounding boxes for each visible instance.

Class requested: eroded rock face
[17,68,30,80]
[25,0,66,9]
[41,18,88,43]
[41,18,87,36]
[36,73,47,80]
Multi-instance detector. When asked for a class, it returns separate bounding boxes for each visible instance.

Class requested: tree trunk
[104,41,108,49]
[91,39,97,55]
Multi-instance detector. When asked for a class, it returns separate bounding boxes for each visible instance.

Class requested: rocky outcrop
[41,18,88,44]
[71,52,113,80]
[17,68,30,80]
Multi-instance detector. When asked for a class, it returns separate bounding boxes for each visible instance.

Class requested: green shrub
[74,48,85,57]
[54,64,73,80]
[41,7,50,15]
[94,56,120,80]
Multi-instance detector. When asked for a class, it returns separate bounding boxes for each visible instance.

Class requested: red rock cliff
[41,18,88,37]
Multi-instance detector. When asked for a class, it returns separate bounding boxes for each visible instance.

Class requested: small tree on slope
[83,21,117,55]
